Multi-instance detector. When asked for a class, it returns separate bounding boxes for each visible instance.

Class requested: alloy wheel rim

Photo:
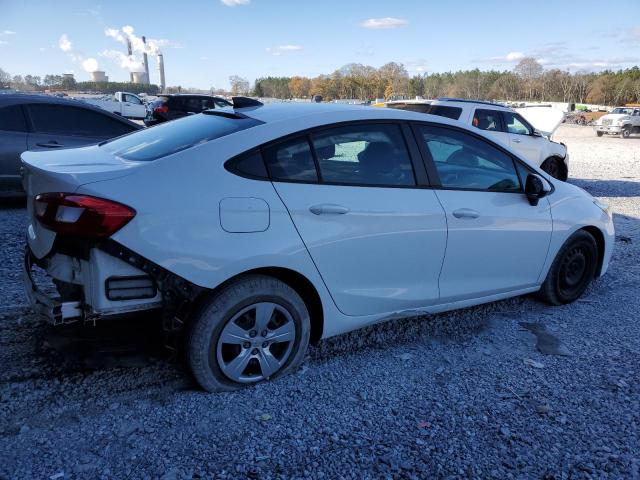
[216,302,296,383]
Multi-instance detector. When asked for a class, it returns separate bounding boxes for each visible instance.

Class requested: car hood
[515,107,565,137]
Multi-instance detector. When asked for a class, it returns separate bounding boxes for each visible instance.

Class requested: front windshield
[612,108,633,115]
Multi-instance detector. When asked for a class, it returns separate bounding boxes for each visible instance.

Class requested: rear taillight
[34,193,136,238]
[154,105,168,113]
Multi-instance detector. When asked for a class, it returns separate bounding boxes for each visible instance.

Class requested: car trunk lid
[21,145,144,258]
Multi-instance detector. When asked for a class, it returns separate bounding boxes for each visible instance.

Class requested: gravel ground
[1,125,639,479]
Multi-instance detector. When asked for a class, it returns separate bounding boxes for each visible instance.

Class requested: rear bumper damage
[23,238,201,325]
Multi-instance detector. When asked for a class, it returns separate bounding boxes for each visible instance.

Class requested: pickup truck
[81,92,147,120]
[593,107,640,138]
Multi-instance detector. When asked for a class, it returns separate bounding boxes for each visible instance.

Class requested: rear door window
[263,137,318,182]
[0,105,28,132]
[426,105,463,120]
[27,104,135,138]
[473,109,503,132]
[102,112,263,161]
[311,124,415,186]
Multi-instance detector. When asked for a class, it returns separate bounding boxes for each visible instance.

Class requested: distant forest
[246,59,640,105]
[3,57,640,105]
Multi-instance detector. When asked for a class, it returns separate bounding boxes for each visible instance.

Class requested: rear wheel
[538,230,598,305]
[596,131,603,137]
[187,275,310,392]
[621,127,631,139]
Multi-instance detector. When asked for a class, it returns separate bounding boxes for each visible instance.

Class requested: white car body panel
[20,104,613,340]
[434,190,552,302]
[272,182,447,316]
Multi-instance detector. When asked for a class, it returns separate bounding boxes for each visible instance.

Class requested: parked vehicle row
[144,94,232,126]
[0,94,141,197]
[80,91,148,120]
[22,102,614,392]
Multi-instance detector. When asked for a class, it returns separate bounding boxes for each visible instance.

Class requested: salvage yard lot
[1,125,639,479]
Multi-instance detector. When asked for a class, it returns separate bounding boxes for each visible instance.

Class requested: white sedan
[21,101,614,392]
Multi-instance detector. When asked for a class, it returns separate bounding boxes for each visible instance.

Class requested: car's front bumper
[594,125,622,133]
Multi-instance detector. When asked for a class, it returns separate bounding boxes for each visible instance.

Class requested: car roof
[431,97,511,111]
[236,102,454,125]
[160,94,228,99]
[0,93,142,128]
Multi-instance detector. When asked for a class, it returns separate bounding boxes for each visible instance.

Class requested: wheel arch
[580,225,605,277]
[542,155,568,181]
[191,266,325,345]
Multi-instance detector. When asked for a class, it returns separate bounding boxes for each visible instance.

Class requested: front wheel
[596,131,603,137]
[538,230,599,305]
[187,275,311,392]
[620,127,631,139]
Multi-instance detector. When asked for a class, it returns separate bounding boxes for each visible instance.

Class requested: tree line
[245,59,640,106]
[4,58,640,105]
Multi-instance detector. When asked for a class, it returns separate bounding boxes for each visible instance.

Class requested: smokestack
[157,52,166,93]
[142,36,150,84]
[126,39,134,83]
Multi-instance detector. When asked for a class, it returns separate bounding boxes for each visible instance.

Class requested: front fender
[538,184,614,282]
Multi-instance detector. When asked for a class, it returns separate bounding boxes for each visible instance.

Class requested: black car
[0,94,141,197]
[144,94,232,126]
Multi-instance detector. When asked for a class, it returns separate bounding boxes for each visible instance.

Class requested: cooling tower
[90,71,108,83]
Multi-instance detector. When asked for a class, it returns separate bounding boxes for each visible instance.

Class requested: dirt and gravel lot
[1,125,639,479]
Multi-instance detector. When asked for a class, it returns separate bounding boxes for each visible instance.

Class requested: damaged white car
[426,99,569,180]
[22,101,613,392]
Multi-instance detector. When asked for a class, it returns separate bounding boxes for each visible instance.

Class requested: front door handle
[36,141,64,148]
[512,138,521,143]
[452,208,480,219]
[309,204,350,215]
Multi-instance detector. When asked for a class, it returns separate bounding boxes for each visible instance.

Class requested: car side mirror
[525,174,549,206]
[531,129,543,137]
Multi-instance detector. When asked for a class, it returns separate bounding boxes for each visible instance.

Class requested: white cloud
[487,51,525,62]
[360,17,408,29]
[221,0,250,5]
[59,33,72,52]
[0,40,8,45]
[2,30,16,35]
[266,45,302,56]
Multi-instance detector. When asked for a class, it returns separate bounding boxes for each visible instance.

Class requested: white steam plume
[59,33,100,73]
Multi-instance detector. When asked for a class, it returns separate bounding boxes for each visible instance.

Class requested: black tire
[538,230,599,306]
[186,275,310,392]
[541,157,567,181]
[596,131,603,137]
[621,127,631,139]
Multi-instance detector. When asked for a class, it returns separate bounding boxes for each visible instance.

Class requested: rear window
[101,112,262,161]
[426,105,463,120]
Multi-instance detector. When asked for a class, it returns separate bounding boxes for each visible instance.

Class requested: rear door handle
[36,141,64,148]
[309,204,350,215]
[452,208,480,219]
